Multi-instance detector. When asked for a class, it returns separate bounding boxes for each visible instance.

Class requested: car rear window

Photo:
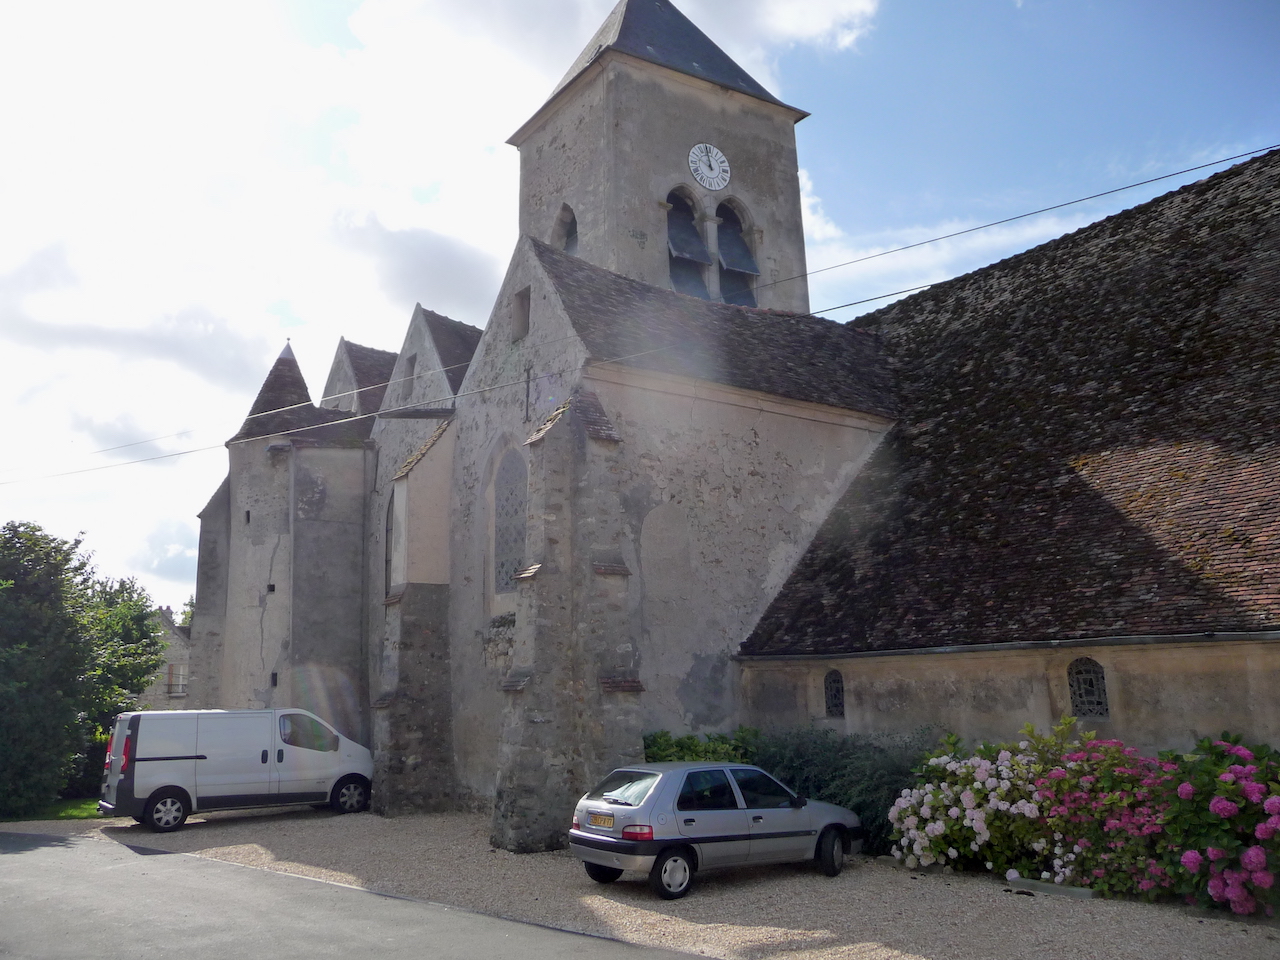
[586,769,660,806]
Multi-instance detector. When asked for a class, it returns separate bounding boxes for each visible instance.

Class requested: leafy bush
[753,727,934,855]
[643,725,933,855]
[643,727,759,763]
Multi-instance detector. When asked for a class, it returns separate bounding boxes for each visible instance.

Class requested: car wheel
[649,847,694,899]
[816,826,844,877]
[330,775,371,814]
[584,862,624,884]
[144,789,188,833]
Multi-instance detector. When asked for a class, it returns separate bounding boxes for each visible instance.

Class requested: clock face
[689,142,731,191]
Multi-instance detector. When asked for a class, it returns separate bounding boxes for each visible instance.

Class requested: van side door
[274,711,340,803]
[195,712,275,809]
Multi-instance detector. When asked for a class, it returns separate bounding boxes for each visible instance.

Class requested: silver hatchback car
[568,761,865,898]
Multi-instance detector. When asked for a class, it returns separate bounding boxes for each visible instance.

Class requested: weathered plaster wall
[516,56,809,312]
[364,309,475,808]
[741,638,1280,756]
[448,244,590,805]
[289,442,373,743]
[188,478,229,709]
[221,437,295,711]
[581,366,889,739]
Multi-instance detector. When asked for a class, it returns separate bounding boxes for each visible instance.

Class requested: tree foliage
[0,522,93,817]
[0,522,167,815]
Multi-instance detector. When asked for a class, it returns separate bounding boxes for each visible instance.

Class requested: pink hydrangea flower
[1253,870,1275,890]
[1218,772,1236,784]
[1207,847,1227,861]
[1241,846,1267,872]
[1207,876,1226,900]
[1242,781,1267,804]
[1181,850,1204,873]
[1176,782,1195,800]
[1209,796,1241,818]
[1255,822,1276,841]
[1265,796,1280,816]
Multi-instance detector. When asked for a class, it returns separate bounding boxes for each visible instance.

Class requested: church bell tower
[507,0,811,314]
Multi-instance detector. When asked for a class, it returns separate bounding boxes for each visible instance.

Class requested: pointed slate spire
[550,0,789,108]
[233,342,319,441]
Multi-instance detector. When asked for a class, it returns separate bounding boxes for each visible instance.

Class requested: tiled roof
[525,391,624,446]
[233,344,373,443]
[742,149,1280,657]
[341,339,397,415]
[530,239,896,417]
[549,0,792,110]
[393,419,451,480]
[420,306,483,396]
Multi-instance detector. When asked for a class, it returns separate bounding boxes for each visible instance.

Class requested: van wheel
[816,826,844,877]
[649,847,694,899]
[144,789,188,832]
[330,775,370,813]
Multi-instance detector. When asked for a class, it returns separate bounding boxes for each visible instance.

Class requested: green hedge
[643,725,934,855]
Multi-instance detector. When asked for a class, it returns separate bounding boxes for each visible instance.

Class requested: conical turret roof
[233,343,372,442]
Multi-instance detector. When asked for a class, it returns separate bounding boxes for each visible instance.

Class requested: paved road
[0,832,692,960]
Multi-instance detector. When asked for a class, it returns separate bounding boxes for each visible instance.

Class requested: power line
[9,142,1276,485]
[740,142,1280,303]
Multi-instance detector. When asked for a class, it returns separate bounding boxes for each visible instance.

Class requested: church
[187,0,1280,852]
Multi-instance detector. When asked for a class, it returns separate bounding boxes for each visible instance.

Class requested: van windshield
[585,770,660,807]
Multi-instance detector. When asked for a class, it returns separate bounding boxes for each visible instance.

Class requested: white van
[98,709,374,832]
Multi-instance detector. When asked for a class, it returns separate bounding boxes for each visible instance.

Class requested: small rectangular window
[245,510,251,524]
[166,663,188,697]
[512,286,531,340]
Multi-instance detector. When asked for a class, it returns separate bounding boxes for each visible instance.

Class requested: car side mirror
[789,795,808,809]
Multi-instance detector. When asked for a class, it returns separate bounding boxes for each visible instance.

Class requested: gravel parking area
[5,809,1277,960]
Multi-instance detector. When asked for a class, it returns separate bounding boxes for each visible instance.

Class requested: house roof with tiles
[339,339,398,415]
[741,149,1280,657]
[530,238,896,419]
[546,0,796,113]
[418,306,483,396]
[233,344,374,443]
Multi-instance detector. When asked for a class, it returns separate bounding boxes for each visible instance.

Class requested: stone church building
[188,0,1280,850]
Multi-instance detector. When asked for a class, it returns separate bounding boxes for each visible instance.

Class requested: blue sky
[1,0,1277,609]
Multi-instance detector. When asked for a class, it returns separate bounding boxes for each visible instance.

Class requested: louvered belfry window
[716,203,759,307]
[667,192,711,300]
[494,450,527,594]
[824,669,845,718]
[1068,657,1110,719]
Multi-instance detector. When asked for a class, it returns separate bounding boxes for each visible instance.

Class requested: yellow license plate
[588,813,614,828]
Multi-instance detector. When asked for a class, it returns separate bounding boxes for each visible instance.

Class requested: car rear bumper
[568,829,660,872]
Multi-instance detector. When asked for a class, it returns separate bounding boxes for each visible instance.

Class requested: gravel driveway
[5,809,1276,960]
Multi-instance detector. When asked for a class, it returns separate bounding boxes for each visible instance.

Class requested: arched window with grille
[824,669,845,718]
[716,202,759,307]
[1067,657,1110,719]
[493,449,527,594]
[667,191,711,299]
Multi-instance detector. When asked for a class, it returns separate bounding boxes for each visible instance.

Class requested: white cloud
[0,0,885,610]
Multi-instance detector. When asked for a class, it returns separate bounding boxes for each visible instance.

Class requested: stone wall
[741,636,1280,756]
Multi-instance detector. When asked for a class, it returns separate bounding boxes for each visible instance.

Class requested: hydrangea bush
[888,719,1280,916]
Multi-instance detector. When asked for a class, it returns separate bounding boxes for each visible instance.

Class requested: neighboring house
[186,0,1280,849]
[143,606,191,709]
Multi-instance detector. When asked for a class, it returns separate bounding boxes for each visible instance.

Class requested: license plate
[588,813,614,828]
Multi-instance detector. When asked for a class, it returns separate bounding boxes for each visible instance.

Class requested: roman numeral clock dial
[689,142,731,191]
